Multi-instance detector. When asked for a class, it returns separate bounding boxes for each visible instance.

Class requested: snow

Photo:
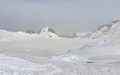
[39,27,59,39]
[52,54,87,62]
[0,36,120,75]
[0,30,39,42]
[90,20,120,39]
[73,41,120,56]
[0,54,61,75]
[0,27,59,42]
[0,22,120,75]
[51,40,120,64]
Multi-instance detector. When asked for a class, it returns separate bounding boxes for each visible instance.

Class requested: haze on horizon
[0,0,120,33]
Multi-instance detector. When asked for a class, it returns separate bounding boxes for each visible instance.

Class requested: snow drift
[51,40,120,65]
[69,40,120,56]
[0,27,59,42]
[52,54,87,62]
[0,54,61,75]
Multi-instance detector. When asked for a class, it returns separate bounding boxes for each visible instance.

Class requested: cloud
[0,0,120,32]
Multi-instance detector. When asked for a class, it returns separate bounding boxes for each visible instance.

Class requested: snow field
[0,54,62,75]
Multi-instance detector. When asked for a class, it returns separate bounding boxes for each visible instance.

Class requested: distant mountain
[76,32,91,38]
[39,27,59,39]
[58,32,92,38]
[0,30,39,41]
[88,20,120,39]
[0,27,59,41]
[58,32,77,38]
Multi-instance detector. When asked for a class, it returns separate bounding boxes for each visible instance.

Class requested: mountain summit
[39,27,59,39]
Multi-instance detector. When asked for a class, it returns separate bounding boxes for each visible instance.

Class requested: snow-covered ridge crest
[39,27,59,39]
[91,20,120,38]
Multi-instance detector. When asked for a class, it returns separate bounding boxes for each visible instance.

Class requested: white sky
[0,0,120,33]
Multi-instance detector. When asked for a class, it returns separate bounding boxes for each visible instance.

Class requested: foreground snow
[0,39,119,75]
[0,54,61,75]
[1,53,120,75]
[51,40,120,63]
[49,40,120,75]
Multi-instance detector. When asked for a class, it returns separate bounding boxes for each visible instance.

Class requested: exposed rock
[39,27,59,39]
[26,30,35,34]
[91,20,120,38]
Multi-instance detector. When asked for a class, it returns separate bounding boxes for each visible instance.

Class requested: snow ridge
[91,20,120,38]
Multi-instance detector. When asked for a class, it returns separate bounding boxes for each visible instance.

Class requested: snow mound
[51,40,120,64]
[91,20,120,38]
[52,54,87,62]
[71,41,120,56]
[0,30,39,41]
[39,27,59,39]
[0,54,61,75]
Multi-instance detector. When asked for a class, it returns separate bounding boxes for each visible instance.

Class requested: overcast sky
[0,0,120,33]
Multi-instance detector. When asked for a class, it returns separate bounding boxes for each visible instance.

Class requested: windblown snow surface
[0,21,120,75]
[0,54,61,75]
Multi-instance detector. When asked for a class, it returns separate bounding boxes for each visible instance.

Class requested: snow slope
[71,40,120,56]
[0,54,61,75]
[51,40,120,64]
[39,27,59,39]
[0,36,120,75]
[91,20,120,38]
[0,22,120,75]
